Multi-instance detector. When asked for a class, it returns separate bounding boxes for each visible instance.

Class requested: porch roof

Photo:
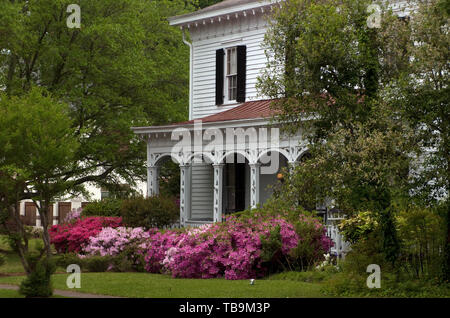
[176,99,277,125]
[132,99,278,134]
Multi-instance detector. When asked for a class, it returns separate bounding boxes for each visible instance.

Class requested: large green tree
[257,0,422,265]
[396,0,449,280]
[0,0,192,199]
[0,0,194,295]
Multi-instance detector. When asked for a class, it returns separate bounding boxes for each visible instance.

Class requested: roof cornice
[169,0,279,28]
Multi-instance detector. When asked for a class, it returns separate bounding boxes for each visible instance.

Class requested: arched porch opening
[147,154,180,200]
[221,153,251,215]
[257,150,289,205]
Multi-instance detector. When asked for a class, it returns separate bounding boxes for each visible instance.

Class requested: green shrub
[111,252,136,272]
[338,211,378,244]
[120,195,178,229]
[396,207,446,279]
[55,253,112,272]
[19,257,56,298]
[0,253,5,267]
[55,253,83,269]
[82,256,113,272]
[82,199,122,217]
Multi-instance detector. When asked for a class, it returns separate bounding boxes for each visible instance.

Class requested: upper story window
[226,47,238,101]
[216,45,246,106]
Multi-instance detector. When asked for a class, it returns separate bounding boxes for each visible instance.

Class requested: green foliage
[120,195,179,229]
[323,270,450,298]
[260,226,284,273]
[159,159,181,198]
[56,253,113,272]
[0,0,194,201]
[82,256,113,273]
[19,257,56,298]
[82,199,123,217]
[0,254,5,267]
[55,253,82,269]
[338,211,378,244]
[397,207,446,279]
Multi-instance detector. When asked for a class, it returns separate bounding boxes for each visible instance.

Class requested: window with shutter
[218,46,246,105]
[226,47,237,101]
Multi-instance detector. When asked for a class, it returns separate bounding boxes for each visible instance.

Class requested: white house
[132,0,412,232]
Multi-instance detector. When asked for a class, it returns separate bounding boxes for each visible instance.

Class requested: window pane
[228,75,237,100]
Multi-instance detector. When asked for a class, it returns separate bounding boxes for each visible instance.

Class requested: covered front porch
[132,101,308,226]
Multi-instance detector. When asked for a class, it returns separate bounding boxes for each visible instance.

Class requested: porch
[132,101,308,226]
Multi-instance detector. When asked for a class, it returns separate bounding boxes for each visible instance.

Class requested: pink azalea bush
[50,207,333,279]
[82,226,150,257]
[49,217,122,253]
[140,212,331,280]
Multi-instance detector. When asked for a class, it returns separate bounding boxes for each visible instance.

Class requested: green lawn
[1,234,325,298]
[0,272,325,298]
[0,288,25,298]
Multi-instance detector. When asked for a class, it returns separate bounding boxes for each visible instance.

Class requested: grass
[0,288,25,298]
[0,235,325,298]
[0,272,325,298]
[0,235,65,275]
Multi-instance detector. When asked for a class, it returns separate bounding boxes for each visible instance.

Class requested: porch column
[249,163,260,209]
[147,166,160,197]
[179,164,191,227]
[213,164,224,222]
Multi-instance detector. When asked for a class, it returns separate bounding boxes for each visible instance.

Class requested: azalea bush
[143,212,331,279]
[49,217,122,253]
[51,207,332,280]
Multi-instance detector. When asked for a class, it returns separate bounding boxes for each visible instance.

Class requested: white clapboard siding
[190,14,269,119]
[190,164,214,220]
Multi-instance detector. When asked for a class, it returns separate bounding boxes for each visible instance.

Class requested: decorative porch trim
[179,164,191,227]
[147,166,160,197]
[249,163,260,209]
[213,164,225,222]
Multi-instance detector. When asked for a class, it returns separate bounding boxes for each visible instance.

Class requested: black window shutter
[236,45,247,103]
[215,49,225,105]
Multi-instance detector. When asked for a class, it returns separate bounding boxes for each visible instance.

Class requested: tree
[0,0,192,200]
[0,88,79,295]
[0,0,195,295]
[257,0,417,265]
[395,0,449,280]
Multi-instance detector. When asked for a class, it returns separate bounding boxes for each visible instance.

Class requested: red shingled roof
[176,100,277,125]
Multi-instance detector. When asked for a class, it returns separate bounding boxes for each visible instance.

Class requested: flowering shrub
[142,213,328,280]
[49,217,122,253]
[83,226,150,257]
[50,208,332,279]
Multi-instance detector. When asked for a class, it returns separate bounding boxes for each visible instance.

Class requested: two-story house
[132,0,412,229]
